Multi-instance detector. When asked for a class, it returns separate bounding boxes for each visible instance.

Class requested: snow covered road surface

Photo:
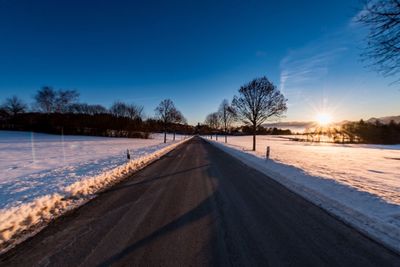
[0,131,190,253]
[207,135,400,253]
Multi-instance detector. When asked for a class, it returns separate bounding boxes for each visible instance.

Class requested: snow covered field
[0,131,189,252]
[208,135,400,252]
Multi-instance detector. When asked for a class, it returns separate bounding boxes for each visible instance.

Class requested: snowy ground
[207,135,400,252]
[0,131,189,252]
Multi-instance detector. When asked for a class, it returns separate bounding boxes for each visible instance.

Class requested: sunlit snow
[0,131,188,252]
[209,135,400,252]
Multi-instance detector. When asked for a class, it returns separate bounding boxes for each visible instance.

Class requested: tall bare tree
[204,112,221,139]
[171,109,187,141]
[218,99,236,143]
[55,90,79,113]
[35,87,79,113]
[126,104,144,120]
[110,101,143,119]
[2,96,27,116]
[358,0,400,82]
[232,76,287,151]
[35,86,56,113]
[155,99,180,143]
[110,101,128,117]
[204,112,220,129]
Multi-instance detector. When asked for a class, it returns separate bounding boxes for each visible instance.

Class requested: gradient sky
[0,0,399,124]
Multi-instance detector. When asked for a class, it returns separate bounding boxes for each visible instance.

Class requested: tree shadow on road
[98,191,218,267]
[103,164,210,194]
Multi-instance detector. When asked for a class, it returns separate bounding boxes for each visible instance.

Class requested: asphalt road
[1,137,399,267]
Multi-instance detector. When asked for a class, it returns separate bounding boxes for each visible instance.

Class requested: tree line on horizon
[338,120,400,144]
[300,119,400,145]
[0,86,191,142]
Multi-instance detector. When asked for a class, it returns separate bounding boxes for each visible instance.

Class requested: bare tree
[55,90,79,113]
[2,96,27,116]
[218,99,236,143]
[155,99,179,143]
[110,101,128,117]
[358,0,400,81]
[204,112,220,129]
[232,76,287,151]
[35,86,56,113]
[171,109,187,141]
[126,104,144,120]
[110,101,143,120]
[35,87,79,113]
[204,112,221,139]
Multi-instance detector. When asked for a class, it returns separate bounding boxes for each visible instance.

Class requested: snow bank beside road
[206,136,400,253]
[0,131,190,253]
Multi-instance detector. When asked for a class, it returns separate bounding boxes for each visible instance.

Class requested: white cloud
[279,31,351,95]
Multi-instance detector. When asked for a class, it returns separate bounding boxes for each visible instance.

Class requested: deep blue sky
[0,0,398,124]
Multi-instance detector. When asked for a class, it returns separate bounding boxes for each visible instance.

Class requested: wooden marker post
[266,146,270,160]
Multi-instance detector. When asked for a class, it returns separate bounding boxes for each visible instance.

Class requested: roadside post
[127,149,130,160]
[266,146,270,160]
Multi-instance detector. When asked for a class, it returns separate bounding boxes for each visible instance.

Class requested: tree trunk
[252,124,256,151]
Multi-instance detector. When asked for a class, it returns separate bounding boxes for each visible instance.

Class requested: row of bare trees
[1,87,144,120]
[155,99,186,143]
[1,87,188,140]
[300,119,400,144]
[34,86,79,113]
[204,76,287,151]
[204,100,236,143]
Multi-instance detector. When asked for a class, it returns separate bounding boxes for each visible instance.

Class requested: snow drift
[0,132,191,254]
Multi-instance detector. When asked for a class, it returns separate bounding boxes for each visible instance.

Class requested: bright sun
[316,113,332,126]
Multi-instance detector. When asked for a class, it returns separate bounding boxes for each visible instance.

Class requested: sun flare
[316,113,332,126]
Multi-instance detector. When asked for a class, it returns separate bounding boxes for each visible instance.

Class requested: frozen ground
[0,131,189,252]
[207,135,400,252]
